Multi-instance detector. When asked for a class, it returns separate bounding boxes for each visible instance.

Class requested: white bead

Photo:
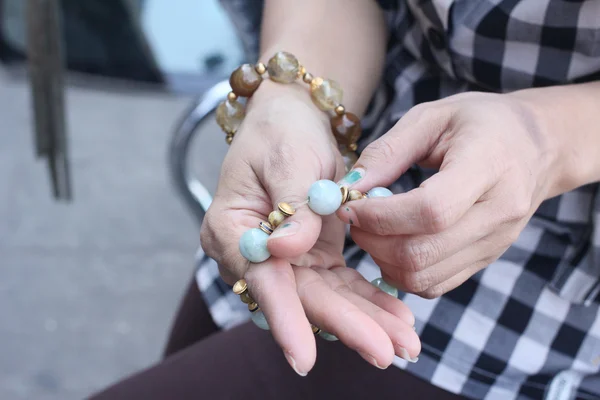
[366,187,393,198]
[239,228,271,263]
[307,180,343,215]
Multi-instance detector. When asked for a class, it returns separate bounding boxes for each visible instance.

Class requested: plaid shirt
[198,1,600,399]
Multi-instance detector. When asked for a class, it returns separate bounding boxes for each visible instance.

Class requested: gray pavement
[0,70,227,399]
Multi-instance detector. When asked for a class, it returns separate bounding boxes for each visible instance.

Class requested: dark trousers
[89,279,462,400]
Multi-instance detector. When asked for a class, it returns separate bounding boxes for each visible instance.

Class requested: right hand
[200,81,420,375]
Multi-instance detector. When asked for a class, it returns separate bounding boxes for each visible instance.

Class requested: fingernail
[269,221,300,240]
[358,351,386,369]
[398,347,419,363]
[285,352,307,376]
[337,168,365,187]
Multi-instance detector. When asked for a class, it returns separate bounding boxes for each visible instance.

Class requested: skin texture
[337,83,600,299]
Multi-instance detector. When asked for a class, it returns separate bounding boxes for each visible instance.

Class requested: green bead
[371,277,398,298]
[318,331,339,341]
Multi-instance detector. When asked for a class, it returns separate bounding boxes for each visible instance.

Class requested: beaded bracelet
[215,51,362,171]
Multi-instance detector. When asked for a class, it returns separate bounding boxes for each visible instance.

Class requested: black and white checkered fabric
[197,1,600,398]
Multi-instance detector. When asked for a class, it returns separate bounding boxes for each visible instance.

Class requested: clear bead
[216,100,244,134]
[267,51,299,83]
[310,78,343,111]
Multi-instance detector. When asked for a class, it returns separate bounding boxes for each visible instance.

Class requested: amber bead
[267,52,299,83]
[216,100,244,134]
[340,146,358,172]
[331,112,362,147]
[310,78,343,111]
[268,210,285,228]
[230,64,263,97]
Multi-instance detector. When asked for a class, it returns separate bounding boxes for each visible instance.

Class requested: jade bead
[371,277,399,298]
[307,180,343,215]
[319,331,339,341]
[251,309,270,330]
[366,187,393,198]
[239,228,271,263]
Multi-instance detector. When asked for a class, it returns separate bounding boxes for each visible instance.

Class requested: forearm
[510,81,600,197]
[259,0,387,116]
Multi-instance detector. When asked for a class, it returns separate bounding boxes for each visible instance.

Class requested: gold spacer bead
[335,105,345,116]
[233,279,248,295]
[227,91,238,101]
[240,291,254,304]
[348,189,363,201]
[268,210,286,228]
[225,134,234,145]
[348,143,358,151]
[255,62,266,75]
[362,193,369,199]
[259,221,274,235]
[298,65,306,79]
[303,72,314,84]
[311,325,322,335]
[248,302,259,312]
[278,202,296,217]
[340,186,350,204]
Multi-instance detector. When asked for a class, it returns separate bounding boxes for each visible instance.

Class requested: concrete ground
[0,69,227,399]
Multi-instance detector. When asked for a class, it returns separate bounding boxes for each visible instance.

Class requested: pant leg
[90,320,462,400]
[163,277,219,357]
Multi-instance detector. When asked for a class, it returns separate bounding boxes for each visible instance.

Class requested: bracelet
[215,51,362,171]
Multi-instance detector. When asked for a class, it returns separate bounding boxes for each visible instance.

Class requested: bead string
[216,51,362,172]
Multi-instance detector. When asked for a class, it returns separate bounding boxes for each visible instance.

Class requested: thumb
[339,104,451,193]
[264,169,324,260]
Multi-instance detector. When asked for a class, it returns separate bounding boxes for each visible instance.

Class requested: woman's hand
[338,92,561,298]
[200,81,420,375]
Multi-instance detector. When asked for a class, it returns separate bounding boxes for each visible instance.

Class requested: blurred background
[1,0,239,398]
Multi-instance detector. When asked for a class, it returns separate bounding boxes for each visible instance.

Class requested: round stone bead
[319,331,339,341]
[267,51,300,83]
[307,180,343,215]
[216,100,244,134]
[251,309,270,330]
[331,112,362,147]
[310,78,343,111]
[371,277,399,298]
[239,228,271,263]
[268,210,285,228]
[230,63,263,97]
[367,187,393,198]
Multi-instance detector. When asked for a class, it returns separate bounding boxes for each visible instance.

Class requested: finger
[330,266,415,327]
[261,147,326,259]
[245,258,315,376]
[293,266,395,369]
[339,102,452,190]
[350,201,493,270]
[372,235,507,295]
[416,262,490,299]
[340,156,494,235]
[314,267,420,361]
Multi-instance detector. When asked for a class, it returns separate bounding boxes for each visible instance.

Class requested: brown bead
[216,100,244,134]
[268,210,285,228]
[230,64,263,97]
[340,146,358,172]
[331,112,362,147]
[348,189,363,201]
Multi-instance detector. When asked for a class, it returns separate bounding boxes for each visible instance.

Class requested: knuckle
[420,285,445,299]
[399,237,440,272]
[401,271,432,294]
[419,191,452,233]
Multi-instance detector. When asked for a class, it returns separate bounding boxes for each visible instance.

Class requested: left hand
[337,91,561,298]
